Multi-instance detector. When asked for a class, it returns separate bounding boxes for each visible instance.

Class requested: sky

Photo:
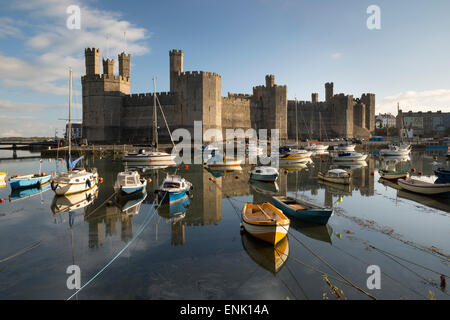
[0,0,449,137]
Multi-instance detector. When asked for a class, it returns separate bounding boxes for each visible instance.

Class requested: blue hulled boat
[9,182,51,202]
[434,168,450,183]
[156,175,193,204]
[9,174,52,190]
[272,196,333,225]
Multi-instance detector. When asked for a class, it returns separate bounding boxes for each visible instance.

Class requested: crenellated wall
[82,48,375,144]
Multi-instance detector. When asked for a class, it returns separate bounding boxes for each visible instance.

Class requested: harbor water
[0,148,448,300]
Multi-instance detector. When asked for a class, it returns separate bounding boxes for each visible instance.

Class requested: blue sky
[1,0,450,136]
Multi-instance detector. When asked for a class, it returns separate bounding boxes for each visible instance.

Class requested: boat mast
[152,77,158,151]
[68,68,72,169]
[295,97,299,146]
[319,112,322,142]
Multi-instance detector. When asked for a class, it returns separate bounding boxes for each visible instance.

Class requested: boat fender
[86,179,91,188]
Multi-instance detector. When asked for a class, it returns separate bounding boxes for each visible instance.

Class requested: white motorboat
[305,144,329,152]
[334,144,356,152]
[114,171,147,194]
[331,151,367,162]
[249,166,279,182]
[156,175,193,204]
[380,144,411,156]
[206,154,243,168]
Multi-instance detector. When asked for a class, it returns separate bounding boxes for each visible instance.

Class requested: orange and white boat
[206,154,243,168]
[241,202,290,245]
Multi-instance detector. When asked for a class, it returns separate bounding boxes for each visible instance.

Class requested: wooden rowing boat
[318,169,351,185]
[379,169,409,180]
[397,178,450,196]
[241,202,290,245]
[272,196,333,225]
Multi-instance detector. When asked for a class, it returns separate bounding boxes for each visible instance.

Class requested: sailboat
[123,78,176,163]
[305,113,329,152]
[52,68,99,196]
[380,103,411,156]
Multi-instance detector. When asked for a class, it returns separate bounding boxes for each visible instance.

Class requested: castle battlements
[227,93,252,99]
[82,74,130,82]
[125,91,175,102]
[169,49,183,55]
[118,52,131,59]
[85,48,100,54]
[178,70,221,79]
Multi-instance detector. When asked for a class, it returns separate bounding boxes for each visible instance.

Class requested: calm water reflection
[0,149,449,300]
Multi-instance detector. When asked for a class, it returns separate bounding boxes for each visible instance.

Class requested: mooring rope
[83,191,117,220]
[0,241,42,263]
[332,244,429,299]
[369,245,449,278]
[67,194,165,300]
[205,169,376,299]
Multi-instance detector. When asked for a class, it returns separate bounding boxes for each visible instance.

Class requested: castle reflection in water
[74,155,378,249]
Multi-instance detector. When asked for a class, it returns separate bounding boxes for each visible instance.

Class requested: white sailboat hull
[53,171,99,196]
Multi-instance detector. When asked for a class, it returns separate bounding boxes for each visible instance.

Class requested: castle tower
[118,52,131,78]
[265,74,275,88]
[361,93,375,133]
[312,93,319,103]
[102,58,114,76]
[325,82,334,102]
[85,48,100,75]
[82,48,130,144]
[169,49,183,92]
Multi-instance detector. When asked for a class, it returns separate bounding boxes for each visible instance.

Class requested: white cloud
[331,52,342,60]
[0,0,150,96]
[0,17,24,38]
[0,0,150,136]
[377,89,450,114]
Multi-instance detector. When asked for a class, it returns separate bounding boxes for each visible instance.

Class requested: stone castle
[81,48,375,143]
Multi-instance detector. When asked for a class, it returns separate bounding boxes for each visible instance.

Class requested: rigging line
[274,247,360,291]
[371,246,450,297]
[156,95,175,148]
[332,244,428,299]
[205,168,374,299]
[0,241,42,263]
[67,195,164,300]
[298,107,312,141]
[275,245,310,300]
[83,192,117,220]
[277,274,299,301]
[369,245,449,278]
[282,224,377,300]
